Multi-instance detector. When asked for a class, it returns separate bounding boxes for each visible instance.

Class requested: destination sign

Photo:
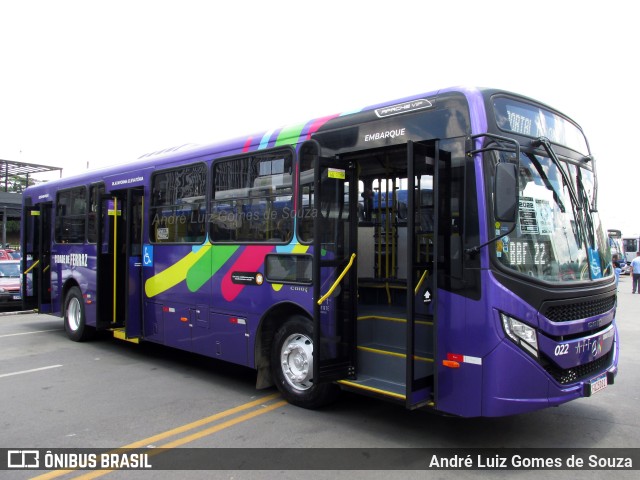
[493,97,589,154]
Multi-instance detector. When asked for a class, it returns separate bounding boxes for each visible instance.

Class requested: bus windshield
[492,151,610,283]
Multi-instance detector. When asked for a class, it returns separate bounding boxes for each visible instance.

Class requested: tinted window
[211,150,293,243]
[150,163,207,243]
[55,187,87,243]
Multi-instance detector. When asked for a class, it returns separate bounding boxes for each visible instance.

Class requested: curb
[0,309,38,317]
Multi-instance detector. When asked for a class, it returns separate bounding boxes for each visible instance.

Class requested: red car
[0,260,21,307]
[0,249,20,261]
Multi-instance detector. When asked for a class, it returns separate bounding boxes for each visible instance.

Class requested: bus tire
[64,286,93,342]
[270,315,339,409]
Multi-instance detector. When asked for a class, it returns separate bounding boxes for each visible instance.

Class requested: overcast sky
[1,0,638,234]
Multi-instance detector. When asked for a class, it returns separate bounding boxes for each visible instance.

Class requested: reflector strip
[464,355,482,365]
[447,353,463,362]
[446,353,482,365]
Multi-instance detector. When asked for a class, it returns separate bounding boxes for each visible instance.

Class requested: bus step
[356,344,434,385]
[357,316,434,353]
[337,376,406,400]
[111,328,140,344]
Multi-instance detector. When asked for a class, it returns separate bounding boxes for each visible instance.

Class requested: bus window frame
[55,185,89,245]
[210,146,295,245]
[149,161,209,245]
[264,253,313,285]
[87,182,105,244]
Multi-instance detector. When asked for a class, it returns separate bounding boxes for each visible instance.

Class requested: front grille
[544,349,614,385]
[542,295,616,322]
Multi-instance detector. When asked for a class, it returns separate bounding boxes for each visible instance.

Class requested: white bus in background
[608,229,629,275]
[607,229,623,257]
[622,234,640,264]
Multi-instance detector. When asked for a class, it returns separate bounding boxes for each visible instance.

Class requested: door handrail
[414,269,429,295]
[317,253,356,305]
[23,259,40,275]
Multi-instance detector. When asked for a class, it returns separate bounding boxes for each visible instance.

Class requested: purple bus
[21,87,618,417]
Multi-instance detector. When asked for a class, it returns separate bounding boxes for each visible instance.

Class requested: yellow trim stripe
[112,329,140,344]
[337,380,406,400]
[357,315,405,322]
[358,345,405,359]
[357,315,433,326]
[357,345,433,363]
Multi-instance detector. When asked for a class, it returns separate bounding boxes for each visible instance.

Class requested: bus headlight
[500,313,539,358]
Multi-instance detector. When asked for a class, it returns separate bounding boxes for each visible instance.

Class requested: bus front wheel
[270,316,339,409]
[64,286,93,342]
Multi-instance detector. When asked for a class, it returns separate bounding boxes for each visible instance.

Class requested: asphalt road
[1,276,638,480]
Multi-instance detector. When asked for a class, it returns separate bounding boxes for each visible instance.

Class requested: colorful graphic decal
[303,114,340,141]
[221,245,274,301]
[145,242,312,301]
[185,244,238,292]
[144,106,361,302]
[144,245,213,298]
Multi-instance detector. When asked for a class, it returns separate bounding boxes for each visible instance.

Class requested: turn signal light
[442,360,460,369]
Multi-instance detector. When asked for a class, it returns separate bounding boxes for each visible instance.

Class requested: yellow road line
[30,393,284,480]
[159,400,287,448]
[73,400,288,480]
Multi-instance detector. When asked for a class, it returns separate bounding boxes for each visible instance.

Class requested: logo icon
[8,450,40,469]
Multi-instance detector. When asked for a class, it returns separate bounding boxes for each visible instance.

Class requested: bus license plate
[589,373,608,395]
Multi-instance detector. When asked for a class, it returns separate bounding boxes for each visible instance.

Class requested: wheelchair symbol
[143,245,153,267]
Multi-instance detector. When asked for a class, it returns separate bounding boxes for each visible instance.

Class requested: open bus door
[22,203,52,313]
[97,188,144,340]
[328,141,438,408]
[309,143,358,383]
[405,141,438,409]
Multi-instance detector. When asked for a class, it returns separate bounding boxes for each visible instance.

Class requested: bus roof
[23,85,581,199]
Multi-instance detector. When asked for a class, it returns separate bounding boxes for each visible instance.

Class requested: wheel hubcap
[280,333,314,391]
[67,298,81,332]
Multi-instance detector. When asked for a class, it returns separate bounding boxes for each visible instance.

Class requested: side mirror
[494,163,518,222]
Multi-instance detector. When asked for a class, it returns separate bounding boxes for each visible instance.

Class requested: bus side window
[212,149,293,243]
[55,186,87,244]
[150,164,207,244]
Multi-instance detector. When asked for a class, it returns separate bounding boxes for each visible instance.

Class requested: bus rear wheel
[270,316,339,409]
[64,286,94,342]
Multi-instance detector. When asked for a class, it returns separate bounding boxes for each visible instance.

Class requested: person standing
[631,251,640,294]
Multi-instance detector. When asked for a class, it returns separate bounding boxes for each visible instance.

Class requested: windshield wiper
[531,137,581,210]
[588,155,598,212]
[526,152,566,213]
[577,156,597,213]
[575,171,597,247]
[533,137,597,251]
